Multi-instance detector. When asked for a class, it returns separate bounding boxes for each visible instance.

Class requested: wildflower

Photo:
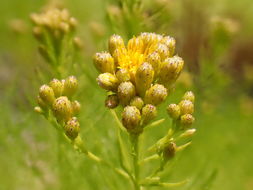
[145,84,167,105]
[63,76,78,98]
[97,73,118,91]
[64,117,80,140]
[118,82,136,106]
[72,100,81,115]
[167,104,181,119]
[39,85,55,106]
[105,94,119,109]
[52,96,73,122]
[141,104,157,124]
[130,96,144,110]
[122,106,141,133]
[49,79,64,97]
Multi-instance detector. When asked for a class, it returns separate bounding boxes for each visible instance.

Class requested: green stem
[131,134,141,190]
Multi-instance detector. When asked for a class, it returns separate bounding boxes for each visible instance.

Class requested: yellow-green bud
[108,34,125,55]
[179,100,194,115]
[72,100,81,115]
[52,96,73,122]
[161,36,176,56]
[122,106,141,132]
[49,79,64,97]
[34,106,43,114]
[180,114,195,127]
[116,69,130,83]
[64,117,80,140]
[97,73,118,91]
[135,62,154,97]
[63,76,78,98]
[182,91,195,103]
[130,96,144,110]
[167,104,180,119]
[156,43,169,60]
[142,104,157,124]
[146,52,161,77]
[37,96,48,110]
[39,85,55,106]
[93,52,115,73]
[118,82,136,106]
[105,94,119,109]
[163,142,177,159]
[145,84,167,105]
[179,128,196,138]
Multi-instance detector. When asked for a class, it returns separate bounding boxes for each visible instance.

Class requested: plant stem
[131,134,141,190]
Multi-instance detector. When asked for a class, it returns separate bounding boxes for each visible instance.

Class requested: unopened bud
[93,52,115,73]
[135,62,154,97]
[142,104,157,124]
[179,100,194,115]
[69,17,78,28]
[108,34,125,55]
[72,100,81,115]
[97,73,118,91]
[122,106,141,133]
[118,82,136,106]
[34,106,43,114]
[64,117,80,140]
[179,128,196,138]
[52,96,73,122]
[145,84,167,105]
[167,104,181,119]
[49,78,64,97]
[156,43,169,60]
[73,37,83,50]
[146,52,161,77]
[182,91,195,103]
[63,76,78,97]
[105,94,119,109]
[163,142,177,159]
[161,36,176,56]
[180,114,195,127]
[130,96,144,110]
[116,69,130,83]
[39,85,55,106]
[37,96,48,110]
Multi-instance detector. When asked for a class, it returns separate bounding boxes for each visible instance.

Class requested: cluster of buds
[34,76,81,140]
[31,8,82,65]
[94,33,184,134]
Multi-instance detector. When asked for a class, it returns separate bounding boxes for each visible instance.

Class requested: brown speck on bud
[163,142,177,159]
[105,94,119,109]
[97,73,118,91]
[72,100,81,115]
[161,36,176,56]
[39,85,55,106]
[93,52,115,74]
[182,91,195,103]
[116,69,130,83]
[118,82,136,106]
[179,100,194,115]
[49,78,64,98]
[108,34,125,55]
[167,104,181,119]
[63,76,78,98]
[130,96,144,110]
[141,104,157,124]
[180,114,195,127]
[145,84,167,105]
[64,117,80,140]
[52,96,73,122]
[122,106,141,133]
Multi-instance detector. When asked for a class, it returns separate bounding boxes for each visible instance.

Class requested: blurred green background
[1,0,253,189]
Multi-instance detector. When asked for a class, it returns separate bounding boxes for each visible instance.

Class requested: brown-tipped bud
[159,56,184,86]
[146,52,161,77]
[118,82,136,106]
[105,94,119,109]
[108,34,125,55]
[156,43,169,60]
[180,114,195,127]
[161,36,176,56]
[63,76,78,97]
[49,79,64,98]
[93,52,115,73]
[167,104,181,119]
[163,142,177,159]
[72,100,81,115]
[130,96,144,110]
[39,85,55,106]
[135,62,154,97]
[97,73,118,91]
[145,84,167,105]
[179,100,194,115]
[142,104,157,124]
[116,69,130,83]
[122,106,141,133]
[182,91,195,103]
[64,117,80,140]
[52,96,73,122]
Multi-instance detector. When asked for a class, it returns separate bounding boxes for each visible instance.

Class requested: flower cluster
[34,76,81,140]
[94,33,184,134]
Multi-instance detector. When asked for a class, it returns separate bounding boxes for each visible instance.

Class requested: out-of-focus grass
[0,0,253,190]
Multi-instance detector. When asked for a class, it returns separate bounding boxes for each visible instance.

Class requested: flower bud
[145,84,167,105]
[161,36,176,56]
[156,43,169,60]
[97,73,118,91]
[93,52,115,73]
[135,62,154,97]
[146,52,161,77]
[180,114,195,127]
[167,104,181,119]
[179,128,196,138]
[163,142,177,159]
[37,96,48,110]
[34,106,43,114]
[142,104,157,124]
[63,76,78,98]
[182,91,195,103]
[52,96,73,122]
[108,34,125,55]
[64,117,80,140]
[49,79,64,97]
[72,100,81,115]
[179,100,194,115]
[73,37,83,50]
[118,82,136,106]
[122,106,141,133]
[39,85,55,106]
[116,69,130,83]
[105,94,119,109]
[130,96,144,110]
